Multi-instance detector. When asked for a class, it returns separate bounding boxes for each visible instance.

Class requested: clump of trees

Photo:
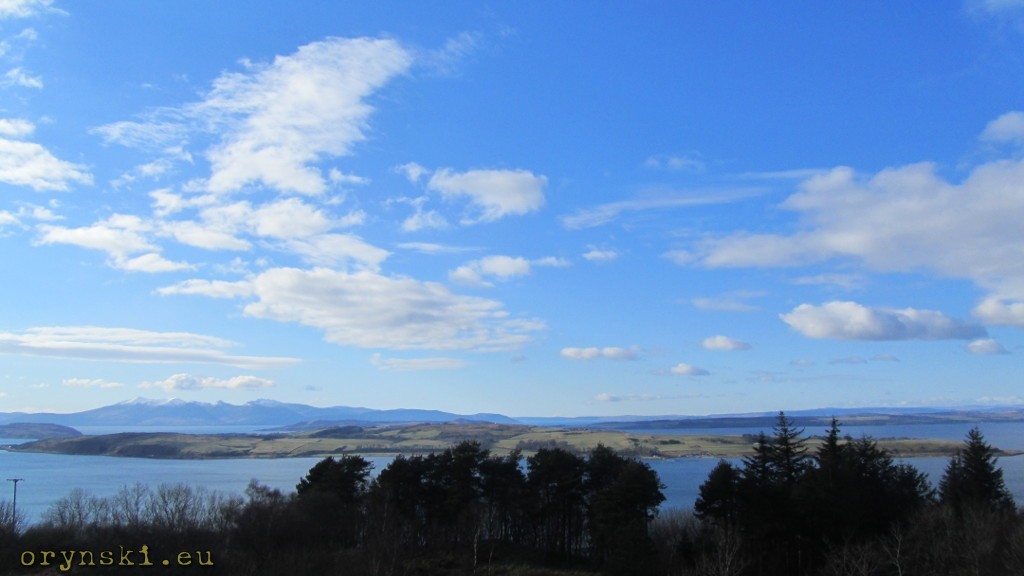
[0,443,664,575]
[662,415,1023,576]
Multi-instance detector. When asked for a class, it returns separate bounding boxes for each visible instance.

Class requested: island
[0,422,82,439]
[8,422,1012,460]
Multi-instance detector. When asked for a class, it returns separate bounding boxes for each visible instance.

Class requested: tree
[939,427,1014,513]
[296,455,374,546]
[694,460,740,529]
[526,447,587,558]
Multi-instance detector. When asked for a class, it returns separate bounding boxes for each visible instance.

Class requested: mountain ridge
[1,398,1022,429]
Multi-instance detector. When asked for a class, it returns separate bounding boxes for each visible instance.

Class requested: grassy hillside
[8,422,1009,460]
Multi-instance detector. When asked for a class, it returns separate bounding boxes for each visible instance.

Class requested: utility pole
[6,478,23,533]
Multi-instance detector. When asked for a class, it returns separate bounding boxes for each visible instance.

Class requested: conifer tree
[939,427,1014,512]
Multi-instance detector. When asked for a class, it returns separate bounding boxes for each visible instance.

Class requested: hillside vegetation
[7,422,1002,459]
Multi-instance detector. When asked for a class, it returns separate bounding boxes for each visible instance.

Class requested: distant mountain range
[0,398,1022,430]
[0,397,518,428]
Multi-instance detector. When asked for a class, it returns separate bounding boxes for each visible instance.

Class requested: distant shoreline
[8,422,1019,461]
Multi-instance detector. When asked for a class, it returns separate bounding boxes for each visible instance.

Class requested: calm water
[1,422,1021,524]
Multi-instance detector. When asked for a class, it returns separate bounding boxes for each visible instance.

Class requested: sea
[1,421,1022,525]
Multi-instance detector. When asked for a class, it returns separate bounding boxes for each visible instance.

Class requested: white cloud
[36,216,192,273]
[97,37,412,196]
[562,189,760,229]
[0,210,17,228]
[369,353,468,371]
[967,338,1009,355]
[157,279,255,299]
[395,162,429,183]
[791,273,866,290]
[780,301,986,340]
[428,168,546,224]
[0,135,92,191]
[594,392,666,402]
[973,296,1024,327]
[693,142,1024,311]
[63,377,124,389]
[401,207,448,232]
[119,252,194,273]
[3,66,41,88]
[0,118,33,137]
[0,326,299,368]
[0,0,60,19]
[449,255,533,287]
[980,111,1024,143]
[582,247,618,262]
[165,267,543,351]
[701,335,751,351]
[421,31,480,75]
[160,220,251,251]
[669,363,709,376]
[280,233,390,270]
[248,198,334,238]
[691,291,761,312]
[140,373,275,391]
[644,152,705,172]
[395,241,476,255]
[560,347,639,361]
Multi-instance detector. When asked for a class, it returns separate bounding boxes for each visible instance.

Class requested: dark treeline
[0,442,664,575]
[0,416,1021,575]
[675,414,1023,576]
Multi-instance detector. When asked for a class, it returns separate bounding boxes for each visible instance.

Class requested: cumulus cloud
[669,363,709,376]
[0,118,33,137]
[560,347,639,361]
[967,338,1009,355]
[36,215,192,273]
[780,301,986,341]
[428,168,546,224]
[0,326,299,368]
[140,373,275,391]
[0,121,92,191]
[980,111,1024,144]
[973,296,1024,327]
[582,246,619,262]
[449,255,531,286]
[701,335,751,351]
[690,138,1024,312]
[96,37,413,196]
[163,267,543,351]
[369,353,467,371]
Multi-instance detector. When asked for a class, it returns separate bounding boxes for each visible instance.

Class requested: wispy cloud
[560,346,640,361]
[561,188,760,230]
[370,353,468,371]
[95,37,413,196]
[0,326,300,368]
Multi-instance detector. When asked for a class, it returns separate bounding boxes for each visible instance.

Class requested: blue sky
[1,1,1023,416]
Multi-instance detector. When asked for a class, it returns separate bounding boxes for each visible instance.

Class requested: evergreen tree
[694,460,740,529]
[939,427,1014,512]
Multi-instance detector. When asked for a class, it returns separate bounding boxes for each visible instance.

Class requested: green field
[8,422,1012,460]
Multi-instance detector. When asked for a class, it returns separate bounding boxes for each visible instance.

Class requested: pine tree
[939,427,1014,512]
